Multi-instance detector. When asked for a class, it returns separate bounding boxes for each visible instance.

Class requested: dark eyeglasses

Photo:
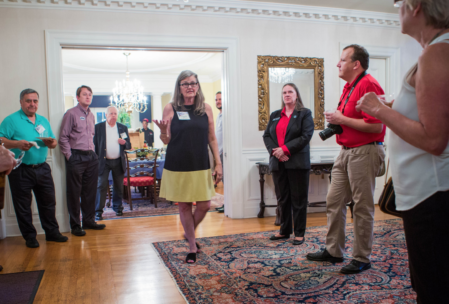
[180,82,199,88]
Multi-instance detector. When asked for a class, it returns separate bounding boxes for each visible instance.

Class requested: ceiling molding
[0,0,400,27]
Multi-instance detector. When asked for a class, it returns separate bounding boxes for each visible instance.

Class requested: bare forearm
[209,138,222,166]
[377,106,447,155]
[341,117,383,133]
[0,137,20,149]
[160,133,170,145]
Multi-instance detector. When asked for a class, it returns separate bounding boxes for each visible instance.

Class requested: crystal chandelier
[110,53,147,114]
[269,68,296,84]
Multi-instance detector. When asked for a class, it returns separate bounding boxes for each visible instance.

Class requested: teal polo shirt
[0,109,55,165]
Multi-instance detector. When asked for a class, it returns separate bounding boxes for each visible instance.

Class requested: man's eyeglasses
[180,82,199,88]
[394,0,403,8]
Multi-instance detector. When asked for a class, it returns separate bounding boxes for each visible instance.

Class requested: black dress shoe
[292,238,305,245]
[340,259,371,274]
[26,238,40,248]
[269,235,290,240]
[83,222,106,230]
[217,207,224,213]
[46,233,68,242]
[71,226,86,236]
[116,210,123,216]
[95,214,103,221]
[215,206,223,211]
[306,249,343,263]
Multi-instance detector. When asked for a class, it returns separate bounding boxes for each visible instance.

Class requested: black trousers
[65,151,99,229]
[95,158,124,214]
[8,163,60,240]
[272,163,309,237]
[402,190,449,304]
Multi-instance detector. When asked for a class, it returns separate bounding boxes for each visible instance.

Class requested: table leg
[257,173,266,218]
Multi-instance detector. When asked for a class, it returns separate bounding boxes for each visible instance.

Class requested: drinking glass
[13,151,25,170]
[377,94,395,108]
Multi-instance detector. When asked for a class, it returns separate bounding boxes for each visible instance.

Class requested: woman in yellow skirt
[154,70,222,264]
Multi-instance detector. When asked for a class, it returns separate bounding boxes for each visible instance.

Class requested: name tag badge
[273,118,280,121]
[35,125,45,134]
[80,116,86,121]
[120,132,128,139]
[177,112,190,120]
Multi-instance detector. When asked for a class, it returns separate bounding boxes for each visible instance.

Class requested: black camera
[319,124,343,141]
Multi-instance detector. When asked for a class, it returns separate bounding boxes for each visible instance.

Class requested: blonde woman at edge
[154,70,223,264]
[357,0,449,302]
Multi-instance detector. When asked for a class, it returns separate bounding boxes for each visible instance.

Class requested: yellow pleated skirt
[159,168,216,202]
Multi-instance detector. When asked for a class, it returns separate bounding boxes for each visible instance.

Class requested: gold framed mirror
[258,56,325,130]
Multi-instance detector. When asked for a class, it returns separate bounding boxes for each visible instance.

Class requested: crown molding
[0,0,400,28]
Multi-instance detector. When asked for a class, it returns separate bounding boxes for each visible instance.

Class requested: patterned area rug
[101,193,224,220]
[153,219,416,303]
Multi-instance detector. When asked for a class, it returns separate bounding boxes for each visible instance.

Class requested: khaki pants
[325,144,385,263]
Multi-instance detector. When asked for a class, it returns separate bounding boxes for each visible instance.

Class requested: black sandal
[186,253,197,264]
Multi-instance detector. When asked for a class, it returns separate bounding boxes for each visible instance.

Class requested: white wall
[0,3,423,236]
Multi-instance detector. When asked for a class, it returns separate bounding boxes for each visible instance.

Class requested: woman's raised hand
[153,118,171,133]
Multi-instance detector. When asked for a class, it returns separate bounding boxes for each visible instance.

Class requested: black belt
[72,149,94,155]
[22,163,46,169]
[342,141,384,150]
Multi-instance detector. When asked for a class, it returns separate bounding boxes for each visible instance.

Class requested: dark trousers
[65,151,98,229]
[402,190,449,304]
[95,158,124,214]
[8,163,60,240]
[272,163,309,237]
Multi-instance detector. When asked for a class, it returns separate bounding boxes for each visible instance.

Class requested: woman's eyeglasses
[394,0,403,8]
[180,82,199,88]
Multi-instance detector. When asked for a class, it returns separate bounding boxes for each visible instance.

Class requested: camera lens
[319,128,334,141]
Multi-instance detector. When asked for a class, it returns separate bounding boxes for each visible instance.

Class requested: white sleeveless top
[388,33,449,211]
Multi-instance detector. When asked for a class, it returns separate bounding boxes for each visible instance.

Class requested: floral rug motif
[101,193,224,220]
[153,219,416,303]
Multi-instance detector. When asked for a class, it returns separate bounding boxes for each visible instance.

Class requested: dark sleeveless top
[164,104,210,172]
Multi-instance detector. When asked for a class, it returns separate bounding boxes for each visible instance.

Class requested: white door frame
[42,30,244,233]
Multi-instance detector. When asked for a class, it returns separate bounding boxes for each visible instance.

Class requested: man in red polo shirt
[307,44,386,274]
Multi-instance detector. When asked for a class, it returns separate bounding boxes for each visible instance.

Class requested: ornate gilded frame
[257,56,325,130]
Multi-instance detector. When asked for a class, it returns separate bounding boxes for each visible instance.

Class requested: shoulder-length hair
[281,83,304,111]
[171,70,206,115]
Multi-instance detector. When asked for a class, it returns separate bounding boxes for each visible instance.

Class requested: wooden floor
[0,183,397,303]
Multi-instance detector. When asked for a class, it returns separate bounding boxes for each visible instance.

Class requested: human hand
[272,147,286,159]
[118,139,127,145]
[0,146,17,175]
[356,92,386,117]
[212,163,223,185]
[42,139,56,147]
[17,140,33,151]
[153,118,171,133]
[324,110,345,125]
[279,155,289,162]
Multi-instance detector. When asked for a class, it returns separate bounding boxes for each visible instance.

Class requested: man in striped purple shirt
[59,85,106,236]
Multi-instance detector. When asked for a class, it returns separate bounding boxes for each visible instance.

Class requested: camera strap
[339,71,367,114]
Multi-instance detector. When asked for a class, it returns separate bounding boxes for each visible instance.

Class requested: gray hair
[171,70,206,115]
[106,105,118,114]
[20,89,39,100]
[405,0,449,28]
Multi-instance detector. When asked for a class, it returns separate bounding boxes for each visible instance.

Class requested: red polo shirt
[276,107,291,156]
[336,73,386,148]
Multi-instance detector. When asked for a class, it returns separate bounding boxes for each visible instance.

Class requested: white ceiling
[62,49,223,95]
[244,0,397,14]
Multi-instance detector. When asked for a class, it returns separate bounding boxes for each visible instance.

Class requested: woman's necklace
[428,28,447,46]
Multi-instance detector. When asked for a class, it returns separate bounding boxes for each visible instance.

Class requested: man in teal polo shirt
[0,88,68,248]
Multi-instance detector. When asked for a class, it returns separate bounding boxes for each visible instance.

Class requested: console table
[256,161,354,225]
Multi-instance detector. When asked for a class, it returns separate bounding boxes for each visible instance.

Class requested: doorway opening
[61,48,225,219]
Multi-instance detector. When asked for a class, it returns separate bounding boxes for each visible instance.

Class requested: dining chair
[123,149,160,210]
